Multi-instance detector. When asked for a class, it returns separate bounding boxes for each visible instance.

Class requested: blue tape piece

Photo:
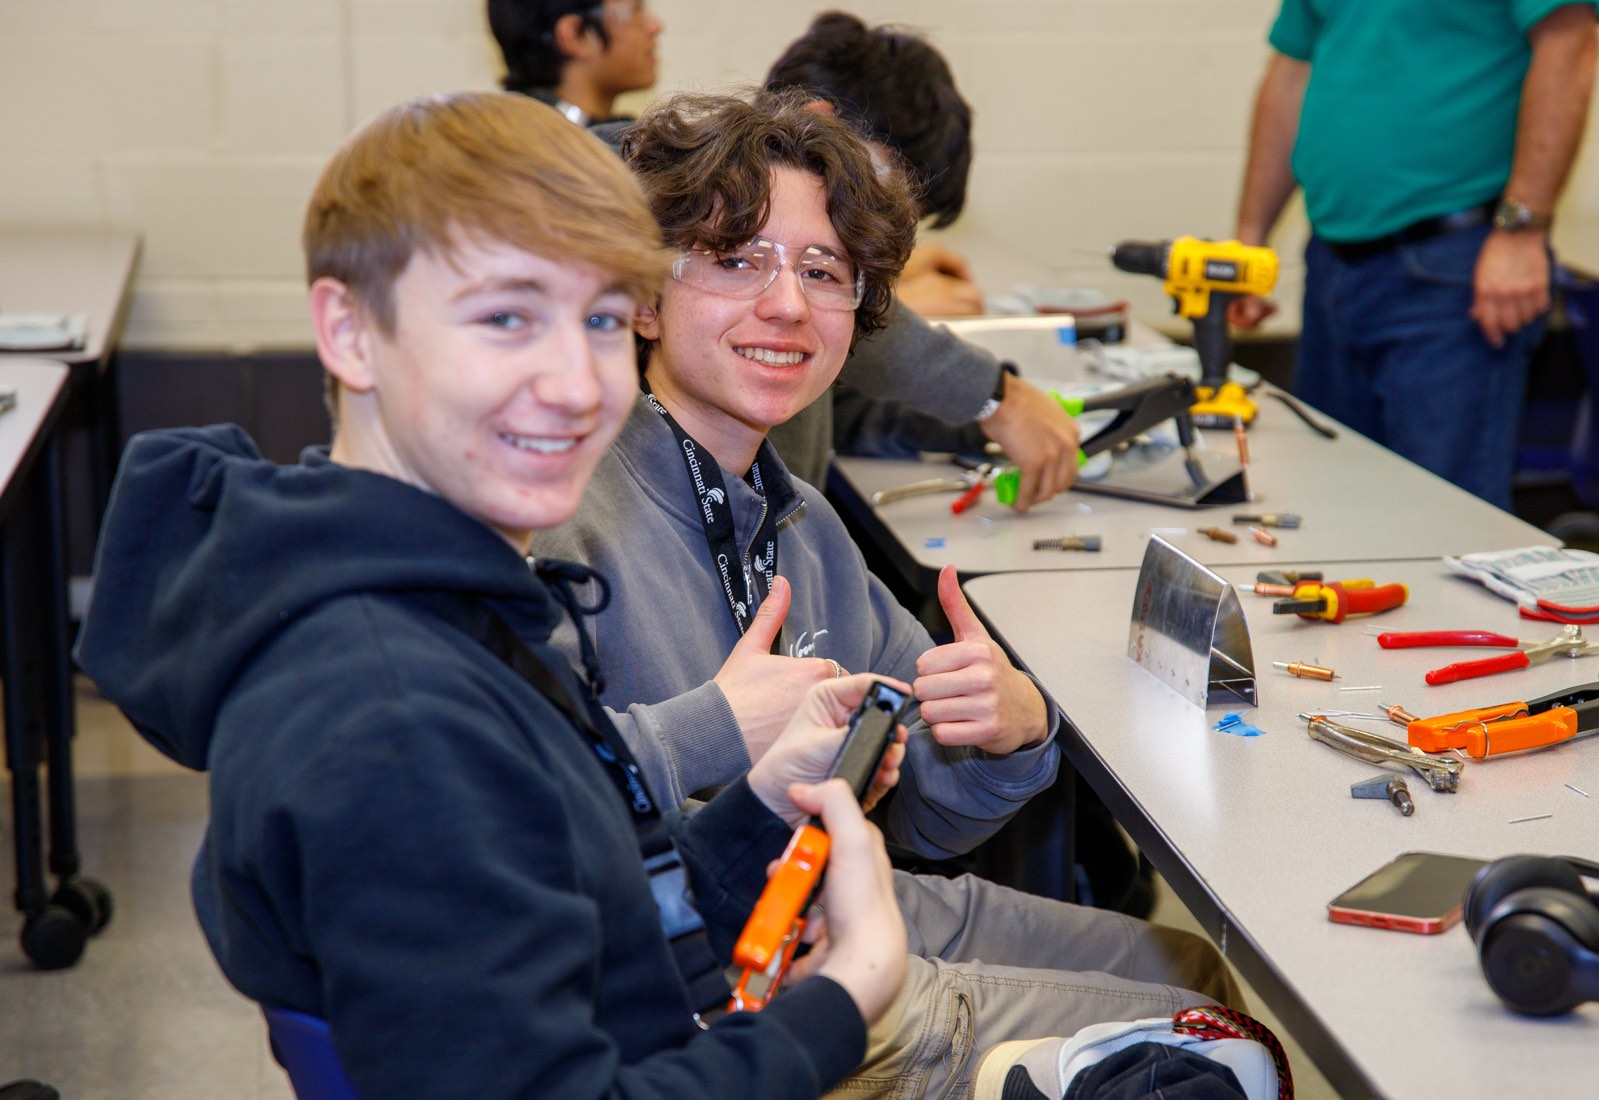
[1216,711,1264,737]
[1055,324,1077,346]
[924,537,947,548]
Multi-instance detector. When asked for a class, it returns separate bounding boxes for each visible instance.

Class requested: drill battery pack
[1190,381,1258,428]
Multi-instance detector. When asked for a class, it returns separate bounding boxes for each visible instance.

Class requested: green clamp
[994,466,1019,505]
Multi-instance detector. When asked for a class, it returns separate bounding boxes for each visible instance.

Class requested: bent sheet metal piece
[1406,681,1599,758]
[1301,713,1462,792]
[1127,535,1257,708]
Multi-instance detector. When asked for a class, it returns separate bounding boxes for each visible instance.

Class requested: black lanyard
[435,593,656,814]
[403,589,729,1015]
[644,392,779,638]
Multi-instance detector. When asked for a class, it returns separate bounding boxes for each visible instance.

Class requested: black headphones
[1463,854,1599,1016]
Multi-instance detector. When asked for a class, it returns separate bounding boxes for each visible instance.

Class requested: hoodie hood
[75,424,554,770]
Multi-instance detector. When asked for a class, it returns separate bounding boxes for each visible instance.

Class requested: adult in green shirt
[1231,0,1597,509]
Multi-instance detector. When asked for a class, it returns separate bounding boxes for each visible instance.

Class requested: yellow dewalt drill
[1110,236,1278,426]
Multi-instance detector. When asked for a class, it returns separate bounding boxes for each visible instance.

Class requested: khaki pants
[827,872,1241,1099]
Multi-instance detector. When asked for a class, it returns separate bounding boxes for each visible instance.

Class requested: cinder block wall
[4,0,1597,352]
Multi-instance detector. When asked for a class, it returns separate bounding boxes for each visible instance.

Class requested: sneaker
[972,1006,1287,1100]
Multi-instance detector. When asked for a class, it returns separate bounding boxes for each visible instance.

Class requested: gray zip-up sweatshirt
[535,396,1059,860]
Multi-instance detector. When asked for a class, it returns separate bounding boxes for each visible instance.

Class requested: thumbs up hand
[713,576,842,764]
[914,565,1049,755]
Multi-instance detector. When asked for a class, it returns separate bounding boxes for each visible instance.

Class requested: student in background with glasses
[488,0,661,125]
[533,89,1245,1099]
[489,3,1081,512]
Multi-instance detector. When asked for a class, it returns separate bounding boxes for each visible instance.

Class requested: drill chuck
[1110,240,1168,278]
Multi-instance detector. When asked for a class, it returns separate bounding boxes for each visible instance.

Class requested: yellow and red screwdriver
[1274,579,1408,623]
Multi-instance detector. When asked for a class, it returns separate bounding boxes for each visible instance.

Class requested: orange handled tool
[728,681,911,1012]
[1406,681,1599,758]
[1274,580,1408,623]
[728,824,828,1010]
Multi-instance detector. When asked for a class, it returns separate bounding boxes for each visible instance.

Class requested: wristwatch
[974,365,1012,422]
[1492,196,1553,233]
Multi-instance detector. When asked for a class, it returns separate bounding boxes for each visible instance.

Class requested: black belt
[1323,201,1496,262]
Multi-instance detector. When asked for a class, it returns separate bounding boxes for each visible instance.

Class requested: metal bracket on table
[1127,535,1257,708]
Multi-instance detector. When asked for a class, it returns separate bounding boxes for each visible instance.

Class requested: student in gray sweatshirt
[534,89,1240,1099]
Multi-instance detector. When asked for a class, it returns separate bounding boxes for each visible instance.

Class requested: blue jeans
[1297,225,1547,510]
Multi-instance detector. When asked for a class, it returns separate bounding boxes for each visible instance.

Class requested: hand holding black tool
[729,681,913,1011]
[1051,372,1207,488]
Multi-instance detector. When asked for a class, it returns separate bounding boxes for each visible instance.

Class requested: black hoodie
[75,424,863,1098]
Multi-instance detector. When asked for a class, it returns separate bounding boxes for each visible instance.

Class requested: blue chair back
[262,1007,359,1100]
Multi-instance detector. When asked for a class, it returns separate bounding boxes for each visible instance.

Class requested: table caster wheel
[20,906,86,970]
[51,877,113,934]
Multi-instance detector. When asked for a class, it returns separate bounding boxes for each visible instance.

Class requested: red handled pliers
[1377,624,1599,685]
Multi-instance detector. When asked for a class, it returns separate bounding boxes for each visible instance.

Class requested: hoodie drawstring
[533,558,611,701]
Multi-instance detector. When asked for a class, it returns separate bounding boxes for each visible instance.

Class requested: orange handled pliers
[1378,624,1599,685]
[1406,681,1599,758]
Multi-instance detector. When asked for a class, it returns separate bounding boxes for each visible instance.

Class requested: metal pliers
[1377,624,1599,685]
[1301,713,1463,792]
[871,461,997,512]
[1404,681,1599,759]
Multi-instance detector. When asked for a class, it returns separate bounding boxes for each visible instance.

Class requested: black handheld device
[824,681,912,805]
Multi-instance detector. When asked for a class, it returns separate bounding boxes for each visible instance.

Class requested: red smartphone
[1327,851,1488,934]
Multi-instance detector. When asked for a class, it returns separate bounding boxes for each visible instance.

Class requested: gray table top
[965,559,1599,1099]
[0,225,141,369]
[831,385,1550,590]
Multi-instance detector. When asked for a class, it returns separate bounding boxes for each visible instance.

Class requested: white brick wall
[0,0,1593,350]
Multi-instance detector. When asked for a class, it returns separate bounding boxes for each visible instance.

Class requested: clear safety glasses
[671,237,864,312]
